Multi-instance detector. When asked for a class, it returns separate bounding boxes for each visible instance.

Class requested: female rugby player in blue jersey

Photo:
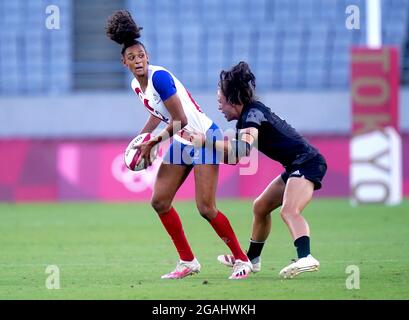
[191,61,327,278]
[105,11,252,280]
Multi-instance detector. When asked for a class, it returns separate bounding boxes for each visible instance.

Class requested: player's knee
[253,198,269,218]
[280,205,301,222]
[150,197,171,214]
[196,203,218,221]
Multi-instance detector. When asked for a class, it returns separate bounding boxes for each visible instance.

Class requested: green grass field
[0,199,409,300]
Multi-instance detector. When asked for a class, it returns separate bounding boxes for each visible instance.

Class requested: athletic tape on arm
[231,139,251,158]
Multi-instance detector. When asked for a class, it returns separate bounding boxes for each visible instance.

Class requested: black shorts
[281,154,327,190]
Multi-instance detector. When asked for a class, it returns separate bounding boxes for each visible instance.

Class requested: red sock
[159,207,194,262]
[209,211,248,261]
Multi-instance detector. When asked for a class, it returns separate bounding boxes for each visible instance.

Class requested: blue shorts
[163,122,223,165]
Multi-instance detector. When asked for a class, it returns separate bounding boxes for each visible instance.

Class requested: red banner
[351,47,399,134]
[350,47,402,205]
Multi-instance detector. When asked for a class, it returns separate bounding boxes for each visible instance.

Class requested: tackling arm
[189,127,258,164]
[216,127,258,164]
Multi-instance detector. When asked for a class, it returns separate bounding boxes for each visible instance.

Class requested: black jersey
[236,101,319,168]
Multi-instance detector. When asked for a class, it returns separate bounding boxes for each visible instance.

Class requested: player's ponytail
[105,10,144,55]
[219,61,256,106]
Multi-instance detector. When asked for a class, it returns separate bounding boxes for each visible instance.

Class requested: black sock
[294,236,310,259]
[246,239,265,262]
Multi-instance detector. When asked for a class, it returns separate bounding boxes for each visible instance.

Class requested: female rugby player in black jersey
[190,61,327,278]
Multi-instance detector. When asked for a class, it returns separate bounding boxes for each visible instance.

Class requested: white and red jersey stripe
[131,65,213,145]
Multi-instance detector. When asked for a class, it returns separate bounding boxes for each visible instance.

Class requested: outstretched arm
[190,127,258,165]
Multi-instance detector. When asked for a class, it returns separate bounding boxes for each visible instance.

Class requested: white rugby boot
[228,259,253,280]
[161,258,201,279]
[217,254,261,273]
[279,254,319,279]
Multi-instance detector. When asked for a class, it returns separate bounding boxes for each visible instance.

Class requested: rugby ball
[124,133,158,171]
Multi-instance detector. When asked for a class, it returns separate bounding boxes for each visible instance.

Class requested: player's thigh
[254,174,286,214]
[193,164,218,211]
[152,163,192,204]
[282,177,314,213]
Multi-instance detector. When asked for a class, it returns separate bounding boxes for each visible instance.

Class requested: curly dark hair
[219,61,256,106]
[105,10,145,55]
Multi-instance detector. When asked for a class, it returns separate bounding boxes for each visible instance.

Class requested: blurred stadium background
[0,0,409,300]
[0,0,408,201]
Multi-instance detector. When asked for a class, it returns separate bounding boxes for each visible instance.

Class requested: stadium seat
[1,0,409,94]
[230,27,254,66]
[178,0,201,25]
[201,0,224,23]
